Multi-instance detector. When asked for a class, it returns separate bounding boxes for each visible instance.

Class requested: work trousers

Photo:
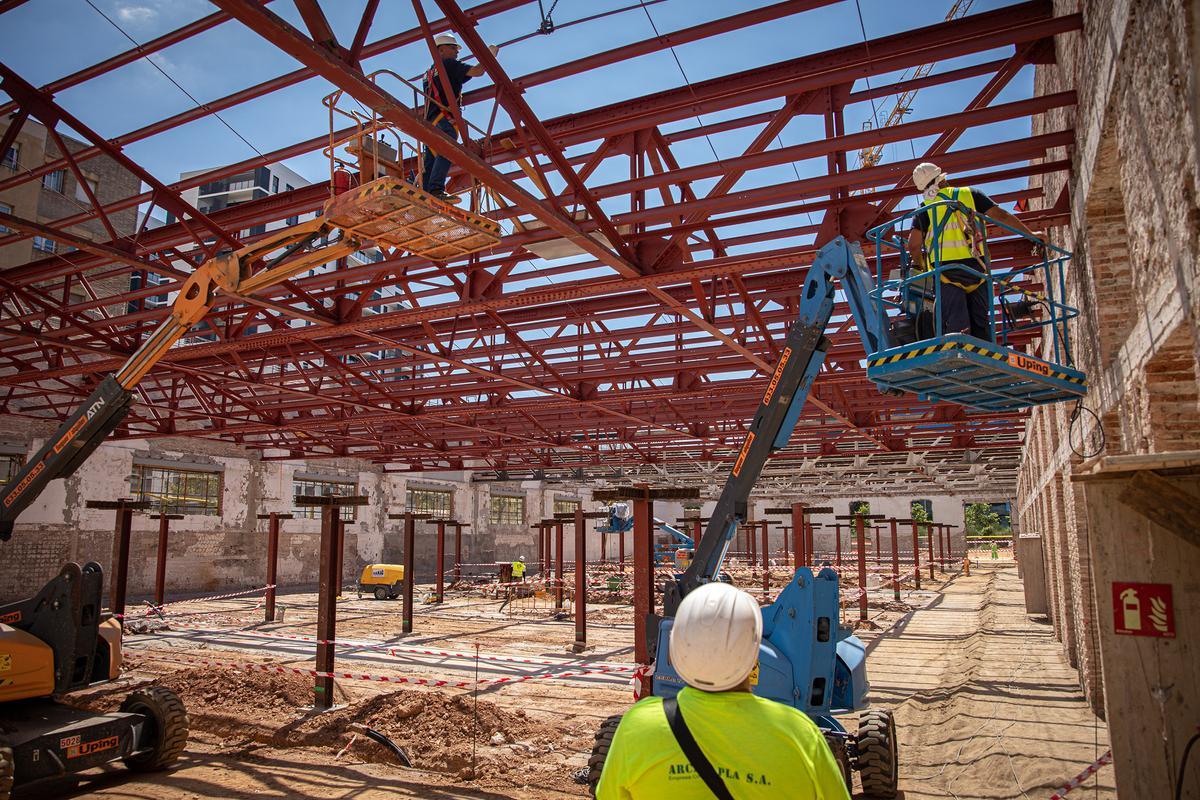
[421,117,458,193]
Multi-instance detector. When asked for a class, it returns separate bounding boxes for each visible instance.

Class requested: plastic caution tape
[631,662,653,701]
[1048,750,1112,798]
[145,585,275,614]
[154,622,636,672]
[133,649,630,688]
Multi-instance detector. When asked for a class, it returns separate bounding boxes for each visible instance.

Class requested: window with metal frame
[0,202,11,234]
[42,169,65,193]
[0,453,25,486]
[2,143,19,169]
[32,236,56,253]
[132,464,222,515]
[293,477,358,521]
[553,498,580,516]
[489,494,524,525]
[406,487,452,518]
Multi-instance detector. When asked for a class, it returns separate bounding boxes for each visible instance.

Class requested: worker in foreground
[907,161,1044,341]
[595,583,851,799]
[421,33,498,203]
[511,555,527,582]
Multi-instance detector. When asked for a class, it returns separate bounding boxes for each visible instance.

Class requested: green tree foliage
[852,501,871,516]
[964,502,1003,536]
[910,502,930,523]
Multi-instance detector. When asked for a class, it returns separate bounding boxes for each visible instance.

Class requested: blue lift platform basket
[867,333,1087,411]
[864,201,1088,412]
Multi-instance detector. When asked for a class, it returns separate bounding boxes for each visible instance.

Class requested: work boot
[432,191,461,205]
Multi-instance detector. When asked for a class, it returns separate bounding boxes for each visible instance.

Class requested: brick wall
[1017,0,1199,731]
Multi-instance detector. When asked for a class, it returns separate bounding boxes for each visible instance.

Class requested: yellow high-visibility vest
[921,186,986,291]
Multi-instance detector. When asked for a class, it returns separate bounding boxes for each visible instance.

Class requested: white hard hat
[669,582,762,692]
[434,33,460,48]
[519,556,525,562]
[912,162,945,197]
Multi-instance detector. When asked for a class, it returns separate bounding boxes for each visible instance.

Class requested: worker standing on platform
[511,556,527,582]
[907,161,1044,342]
[596,583,850,799]
[420,33,498,203]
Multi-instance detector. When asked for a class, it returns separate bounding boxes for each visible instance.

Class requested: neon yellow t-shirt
[596,687,850,800]
[511,560,526,578]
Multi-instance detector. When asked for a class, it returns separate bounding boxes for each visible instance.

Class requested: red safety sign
[1112,582,1175,638]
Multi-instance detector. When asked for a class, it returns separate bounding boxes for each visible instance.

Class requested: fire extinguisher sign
[1112,582,1175,638]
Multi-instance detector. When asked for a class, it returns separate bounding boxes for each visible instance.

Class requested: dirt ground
[20,561,1113,799]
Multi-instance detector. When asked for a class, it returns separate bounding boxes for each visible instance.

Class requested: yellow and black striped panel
[868,340,1087,388]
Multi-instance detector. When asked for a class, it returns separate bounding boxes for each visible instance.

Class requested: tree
[852,501,871,516]
[910,502,930,524]
[964,502,1002,536]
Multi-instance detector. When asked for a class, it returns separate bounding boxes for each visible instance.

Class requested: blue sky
[0,0,1034,209]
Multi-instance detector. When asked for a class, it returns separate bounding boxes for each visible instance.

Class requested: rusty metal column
[452,522,464,587]
[315,504,338,709]
[334,514,346,598]
[574,508,586,651]
[937,523,946,570]
[781,523,789,562]
[257,512,291,623]
[927,521,936,580]
[435,519,446,603]
[151,513,180,608]
[691,517,702,551]
[554,521,565,610]
[911,519,922,590]
[618,527,625,572]
[806,520,815,565]
[88,499,145,619]
[600,530,607,564]
[791,502,806,569]
[632,490,654,665]
[402,512,415,634]
[760,520,769,595]
[855,515,868,621]
[889,518,900,602]
[835,524,842,568]
[874,525,882,563]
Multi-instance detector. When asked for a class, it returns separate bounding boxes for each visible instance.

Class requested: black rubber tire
[825,733,853,794]
[0,744,13,800]
[374,586,389,600]
[856,708,898,798]
[120,685,189,772]
[587,713,623,798]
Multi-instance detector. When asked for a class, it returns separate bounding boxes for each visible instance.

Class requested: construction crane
[855,0,975,171]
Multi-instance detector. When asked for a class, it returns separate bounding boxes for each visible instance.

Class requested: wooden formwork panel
[322,177,501,262]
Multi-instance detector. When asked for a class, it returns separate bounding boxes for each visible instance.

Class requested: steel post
[574,508,586,651]
[153,514,170,607]
[435,519,445,603]
[402,512,415,634]
[856,515,868,621]
[791,502,805,569]
[632,492,654,665]
[890,518,900,602]
[555,521,565,610]
[263,512,287,622]
[937,523,946,570]
[928,521,936,581]
[334,514,345,598]
[760,520,769,595]
[315,505,338,709]
[110,501,133,619]
[911,520,922,590]
[835,524,842,568]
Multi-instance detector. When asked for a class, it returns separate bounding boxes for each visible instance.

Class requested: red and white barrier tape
[631,662,653,701]
[155,621,635,672]
[146,585,275,614]
[1048,750,1112,798]
[135,650,629,688]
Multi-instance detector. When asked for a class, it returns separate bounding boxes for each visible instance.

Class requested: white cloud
[116,4,157,25]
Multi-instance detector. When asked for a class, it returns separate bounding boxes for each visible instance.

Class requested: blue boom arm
[663,236,888,612]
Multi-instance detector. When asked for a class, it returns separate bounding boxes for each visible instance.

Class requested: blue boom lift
[589,204,1084,797]
[596,503,695,566]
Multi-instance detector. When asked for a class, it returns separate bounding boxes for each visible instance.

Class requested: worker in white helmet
[420,33,499,203]
[907,162,1044,341]
[511,555,527,582]
[595,583,850,799]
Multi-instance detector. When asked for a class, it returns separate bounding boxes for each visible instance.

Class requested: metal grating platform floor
[866,334,1087,411]
[322,177,502,262]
